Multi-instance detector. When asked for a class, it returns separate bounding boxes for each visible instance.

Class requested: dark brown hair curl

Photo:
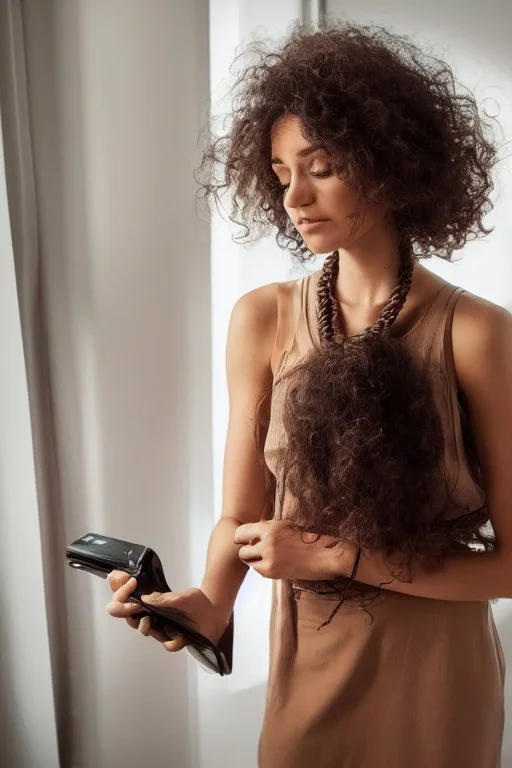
[197,21,502,261]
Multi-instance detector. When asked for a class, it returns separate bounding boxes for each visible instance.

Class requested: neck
[334,217,402,309]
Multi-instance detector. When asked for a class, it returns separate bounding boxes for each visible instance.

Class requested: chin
[303,235,347,254]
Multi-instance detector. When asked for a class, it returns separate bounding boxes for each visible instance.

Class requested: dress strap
[442,286,466,385]
[273,275,320,385]
[420,284,465,384]
[298,271,322,353]
[276,279,305,353]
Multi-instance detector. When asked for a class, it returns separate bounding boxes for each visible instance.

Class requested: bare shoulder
[230,281,279,338]
[452,289,512,351]
[228,283,277,375]
[451,288,512,387]
[229,278,300,375]
[413,262,512,356]
[230,278,299,339]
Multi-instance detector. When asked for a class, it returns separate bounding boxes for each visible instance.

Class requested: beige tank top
[264,268,486,524]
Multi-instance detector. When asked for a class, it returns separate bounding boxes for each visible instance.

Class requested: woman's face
[270,115,388,254]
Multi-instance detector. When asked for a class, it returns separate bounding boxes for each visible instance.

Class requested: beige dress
[258,270,505,768]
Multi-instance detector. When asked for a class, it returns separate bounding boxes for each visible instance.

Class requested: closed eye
[278,168,333,193]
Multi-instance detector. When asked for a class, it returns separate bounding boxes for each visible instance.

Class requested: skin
[106,114,512,655]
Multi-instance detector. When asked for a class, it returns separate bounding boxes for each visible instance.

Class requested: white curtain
[0,1,212,766]
[0,1,70,764]
[0,122,60,767]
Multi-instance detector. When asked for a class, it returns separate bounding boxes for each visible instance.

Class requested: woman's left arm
[351,293,512,601]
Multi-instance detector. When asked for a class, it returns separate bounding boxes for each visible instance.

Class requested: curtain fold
[0,1,73,764]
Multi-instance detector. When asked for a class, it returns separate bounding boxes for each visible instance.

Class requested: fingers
[234,522,263,545]
[163,635,187,653]
[125,615,142,631]
[138,615,153,637]
[107,570,133,592]
[105,577,142,618]
[135,614,185,648]
[105,576,188,652]
[140,592,166,606]
[238,542,263,563]
[106,600,143,619]
[113,576,137,602]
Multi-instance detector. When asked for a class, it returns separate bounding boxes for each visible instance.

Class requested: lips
[297,218,330,234]
[297,217,329,225]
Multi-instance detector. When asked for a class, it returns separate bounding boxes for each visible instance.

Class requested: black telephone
[66,533,233,675]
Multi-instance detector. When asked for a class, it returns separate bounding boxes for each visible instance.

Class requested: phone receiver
[66,533,233,675]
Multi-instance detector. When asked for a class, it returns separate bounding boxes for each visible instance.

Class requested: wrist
[322,537,358,580]
[199,584,234,622]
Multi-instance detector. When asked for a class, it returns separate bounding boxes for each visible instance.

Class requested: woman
[107,23,510,767]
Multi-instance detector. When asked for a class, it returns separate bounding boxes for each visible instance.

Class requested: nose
[284,174,315,210]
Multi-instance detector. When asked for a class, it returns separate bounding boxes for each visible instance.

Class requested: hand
[106,571,228,653]
[234,520,354,581]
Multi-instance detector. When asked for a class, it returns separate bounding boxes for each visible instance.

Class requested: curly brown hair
[198,21,501,261]
[198,22,503,606]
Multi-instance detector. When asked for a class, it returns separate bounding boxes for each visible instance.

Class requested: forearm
[344,545,512,602]
[200,517,249,622]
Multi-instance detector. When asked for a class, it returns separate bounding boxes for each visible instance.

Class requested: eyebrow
[270,145,324,166]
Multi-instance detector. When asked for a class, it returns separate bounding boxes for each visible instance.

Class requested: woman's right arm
[199,282,279,628]
[106,281,281,647]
